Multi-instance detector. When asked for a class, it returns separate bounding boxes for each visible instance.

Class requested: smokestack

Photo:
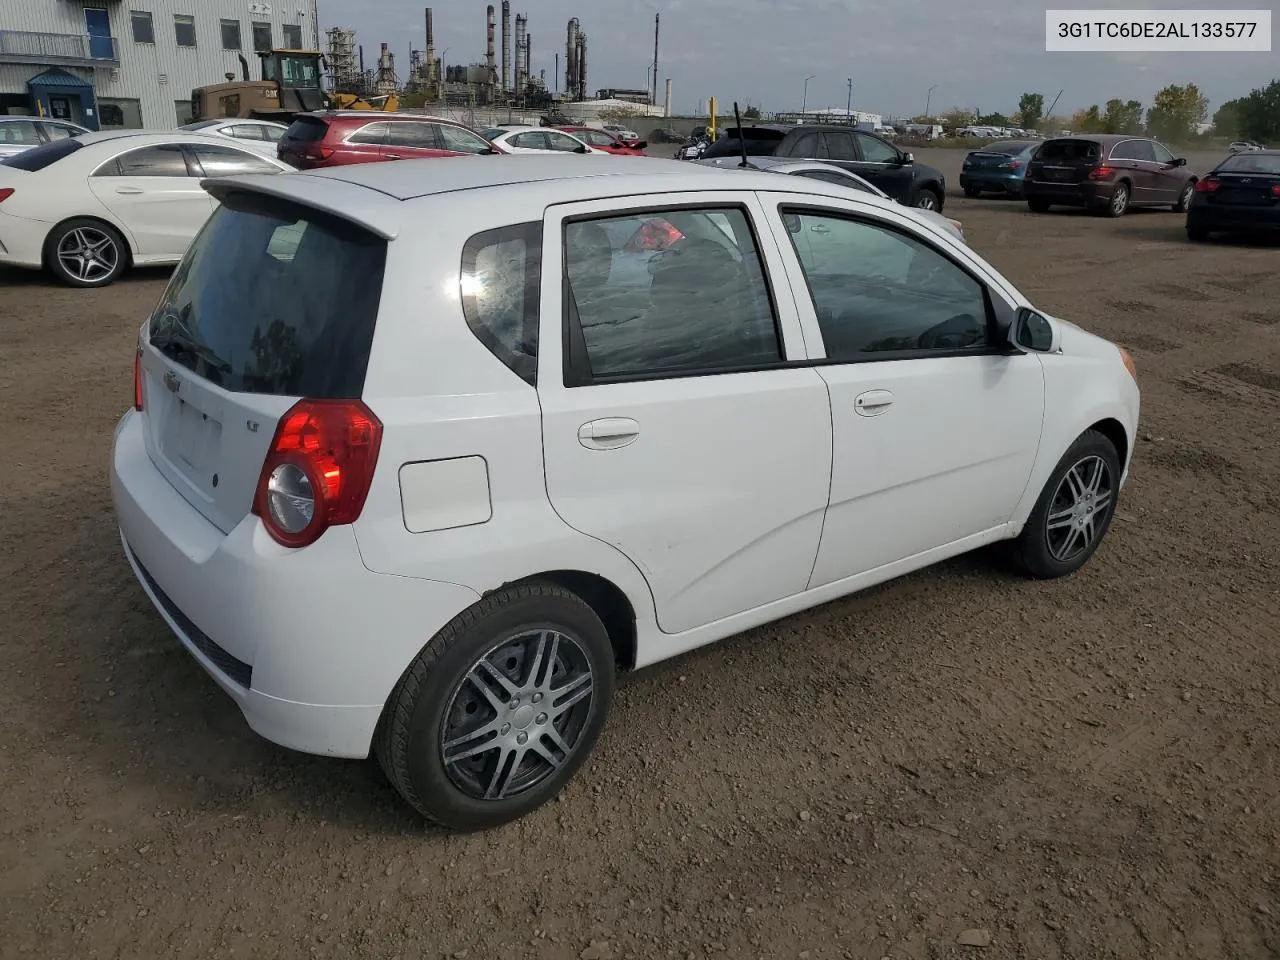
[501,0,511,93]
[577,32,586,101]
[425,8,435,84]
[524,31,531,86]
[652,13,659,106]
[664,78,672,117]
[486,5,496,82]
[513,15,526,95]
[565,19,578,101]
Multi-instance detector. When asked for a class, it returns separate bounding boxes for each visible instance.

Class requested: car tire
[1011,429,1122,579]
[963,186,981,198]
[1186,225,1209,242]
[44,218,128,288]
[1173,180,1195,213]
[375,580,616,831]
[1027,198,1051,213]
[914,187,942,211]
[1102,181,1130,218]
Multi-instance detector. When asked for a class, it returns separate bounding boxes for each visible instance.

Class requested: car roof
[202,154,909,240]
[69,130,253,148]
[1044,133,1147,144]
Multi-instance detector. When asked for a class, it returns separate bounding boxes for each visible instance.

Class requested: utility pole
[925,83,937,118]
[651,12,659,107]
[846,78,852,122]
[802,74,815,114]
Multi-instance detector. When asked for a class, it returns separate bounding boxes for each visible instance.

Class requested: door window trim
[559,200,791,388]
[343,121,389,145]
[772,200,1017,365]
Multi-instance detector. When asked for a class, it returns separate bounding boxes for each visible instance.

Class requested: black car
[1186,149,1280,242]
[700,124,947,210]
[1023,135,1196,217]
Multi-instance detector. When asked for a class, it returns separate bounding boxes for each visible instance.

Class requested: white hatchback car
[111,156,1140,830]
[0,130,290,286]
[485,128,609,155]
[177,118,290,158]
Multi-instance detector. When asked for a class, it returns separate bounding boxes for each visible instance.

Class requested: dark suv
[700,124,947,210]
[1024,134,1197,217]
[277,111,504,169]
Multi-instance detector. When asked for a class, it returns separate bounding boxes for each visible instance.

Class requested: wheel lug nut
[516,732,528,745]
[500,723,511,736]
[535,712,547,725]
[532,692,543,703]
[508,698,519,709]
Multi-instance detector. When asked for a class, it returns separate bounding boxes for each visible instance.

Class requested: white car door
[534,192,833,635]
[760,192,1046,587]
[87,143,211,260]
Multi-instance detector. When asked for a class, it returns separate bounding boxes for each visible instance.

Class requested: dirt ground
[1,153,1278,960]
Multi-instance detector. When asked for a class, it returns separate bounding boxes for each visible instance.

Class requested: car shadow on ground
[0,264,173,288]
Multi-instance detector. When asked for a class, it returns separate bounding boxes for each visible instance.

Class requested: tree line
[922,80,1279,143]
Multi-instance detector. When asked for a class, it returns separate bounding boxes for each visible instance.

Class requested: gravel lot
[2,149,1278,959]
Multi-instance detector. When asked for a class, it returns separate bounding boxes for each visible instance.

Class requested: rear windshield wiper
[151,329,232,374]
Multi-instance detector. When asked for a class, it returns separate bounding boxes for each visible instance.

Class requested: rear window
[983,141,1031,155]
[2,138,83,171]
[703,129,786,159]
[1218,153,1280,175]
[460,222,542,386]
[1034,139,1100,164]
[147,191,387,398]
[282,117,328,143]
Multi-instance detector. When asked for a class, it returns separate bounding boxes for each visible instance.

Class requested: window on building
[282,23,303,48]
[130,10,154,44]
[252,22,273,52]
[174,15,196,48]
[174,100,194,125]
[97,99,143,129]
[221,20,242,51]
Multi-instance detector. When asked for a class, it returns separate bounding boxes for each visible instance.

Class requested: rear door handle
[115,186,143,194]
[384,154,402,160]
[854,389,894,416]
[578,417,640,450]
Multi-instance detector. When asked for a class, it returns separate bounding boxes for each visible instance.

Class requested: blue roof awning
[27,68,93,89]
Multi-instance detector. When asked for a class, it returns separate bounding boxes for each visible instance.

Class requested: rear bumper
[110,409,481,759]
[959,172,1024,193]
[1187,203,1280,231]
[0,209,47,269]
[1024,180,1111,206]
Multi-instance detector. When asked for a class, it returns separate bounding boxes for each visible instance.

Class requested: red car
[278,111,506,169]
[555,126,647,156]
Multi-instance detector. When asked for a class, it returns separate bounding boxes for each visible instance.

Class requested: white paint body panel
[108,156,1141,760]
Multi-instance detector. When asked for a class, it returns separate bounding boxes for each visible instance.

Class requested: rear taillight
[1271,183,1280,198]
[1196,178,1219,193]
[0,187,13,204]
[1004,159,1023,170]
[133,347,143,411]
[1088,165,1114,180]
[252,399,382,548]
[304,147,335,161]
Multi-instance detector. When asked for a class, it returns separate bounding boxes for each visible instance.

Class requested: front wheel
[963,186,982,198]
[914,188,941,211]
[375,581,615,831]
[1186,225,1209,242]
[1027,197,1051,213]
[1011,430,1122,579]
[44,218,127,288]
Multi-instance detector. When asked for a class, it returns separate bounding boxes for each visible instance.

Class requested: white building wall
[0,1,313,129]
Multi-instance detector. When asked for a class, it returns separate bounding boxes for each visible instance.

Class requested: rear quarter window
[148,191,387,398]
[2,138,83,171]
[460,222,542,386]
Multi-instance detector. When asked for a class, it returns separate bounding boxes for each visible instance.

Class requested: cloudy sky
[321,0,1275,119]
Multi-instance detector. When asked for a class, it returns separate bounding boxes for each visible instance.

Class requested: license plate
[163,400,222,475]
[1049,168,1071,180]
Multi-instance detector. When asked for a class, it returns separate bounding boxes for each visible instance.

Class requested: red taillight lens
[133,348,143,411]
[252,399,383,548]
[0,187,13,203]
[304,147,335,161]
[1088,165,1114,180]
[625,218,684,252]
[1008,159,1023,170]
[1271,183,1280,198]
[1195,178,1219,193]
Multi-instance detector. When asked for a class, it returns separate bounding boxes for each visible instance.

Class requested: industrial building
[0,1,315,130]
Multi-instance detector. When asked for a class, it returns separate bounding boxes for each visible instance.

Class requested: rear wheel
[1173,180,1195,212]
[44,218,127,288]
[1011,430,1122,579]
[375,581,615,831]
[1186,224,1209,242]
[1102,181,1130,218]
[914,187,941,211]
[1027,197,1051,213]
[963,185,981,198]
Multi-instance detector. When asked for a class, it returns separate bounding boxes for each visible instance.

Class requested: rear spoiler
[202,174,401,240]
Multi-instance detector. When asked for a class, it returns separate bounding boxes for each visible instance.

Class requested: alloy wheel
[57,227,118,284]
[916,192,939,211]
[1111,186,1129,216]
[1045,455,1113,563]
[440,629,595,801]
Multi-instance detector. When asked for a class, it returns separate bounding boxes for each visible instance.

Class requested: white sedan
[0,130,290,287]
[484,128,610,155]
[177,118,289,158]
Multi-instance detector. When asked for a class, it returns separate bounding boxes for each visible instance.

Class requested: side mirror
[900,152,914,164]
[575,145,589,154]
[1174,156,1187,166]
[1013,306,1055,352]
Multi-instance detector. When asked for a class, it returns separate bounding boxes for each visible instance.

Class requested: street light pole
[802,74,815,114]
[846,78,852,122]
[924,83,937,118]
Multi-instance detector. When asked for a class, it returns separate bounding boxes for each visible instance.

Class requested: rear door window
[0,120,42,147]
[785,132,827,159]
[346,121,389,145]
[822,131,858,161]
[189,142,281,176]
[38,122,80,142]
[109,144,192,177]
[228,124,267,140]
[460,222,542,385]
[385,122,441,149]
[148,191,387,397]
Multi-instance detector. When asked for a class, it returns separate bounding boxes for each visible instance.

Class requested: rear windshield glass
[1218,153,1280,175]
[282,117,328,142]
[147,191,386,398]
[982,141,1032,155]
[703,130,785,158]
[2,138,83,171]
[1035,139,1100,164]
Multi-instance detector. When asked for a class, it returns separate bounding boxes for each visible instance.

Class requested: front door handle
[115,186,143,194]
[384,153,402,160]
[854,389,894,416]
[578,417,640,450]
